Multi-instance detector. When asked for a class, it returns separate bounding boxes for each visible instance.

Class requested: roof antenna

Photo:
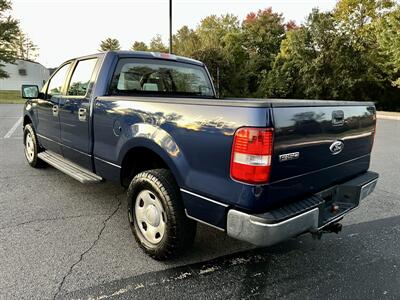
[169,0,173,54]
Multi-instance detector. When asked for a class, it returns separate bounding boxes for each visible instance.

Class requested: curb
[377,111,400,121]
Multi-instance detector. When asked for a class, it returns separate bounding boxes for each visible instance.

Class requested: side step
[38,150,103,184]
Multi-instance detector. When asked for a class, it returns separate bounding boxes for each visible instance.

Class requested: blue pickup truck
[21,51,378,260]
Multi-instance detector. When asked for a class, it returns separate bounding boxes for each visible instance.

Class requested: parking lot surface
[0,104,399,299]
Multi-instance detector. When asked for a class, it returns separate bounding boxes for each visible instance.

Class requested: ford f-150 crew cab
[21,51,379,260]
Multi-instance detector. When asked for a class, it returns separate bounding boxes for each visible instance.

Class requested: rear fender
[117,123,188,185]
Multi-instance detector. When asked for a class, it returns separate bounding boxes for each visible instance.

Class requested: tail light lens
[230,127,274,184]
[371,118,377,150]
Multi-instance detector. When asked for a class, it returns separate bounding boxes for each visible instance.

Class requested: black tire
[127,169,197,260]
[23,124,45,168]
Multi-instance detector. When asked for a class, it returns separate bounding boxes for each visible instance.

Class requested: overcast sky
[12,0,337,67]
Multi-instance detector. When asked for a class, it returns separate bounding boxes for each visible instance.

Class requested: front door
[59,57,98,170]
[36,62,72,154]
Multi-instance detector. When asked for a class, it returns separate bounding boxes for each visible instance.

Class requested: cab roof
[111,50,204,66]
[66,51,204,68]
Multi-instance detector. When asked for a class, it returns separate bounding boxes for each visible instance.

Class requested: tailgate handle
[332,110,344,126]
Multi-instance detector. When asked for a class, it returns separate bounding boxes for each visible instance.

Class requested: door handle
[78,108,87,121]
[52,105,58,117]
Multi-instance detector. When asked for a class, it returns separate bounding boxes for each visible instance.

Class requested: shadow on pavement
[64,214,400,299]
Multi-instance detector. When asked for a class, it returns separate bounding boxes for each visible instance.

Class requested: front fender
[23,100,37,129]
[117,123,189,186]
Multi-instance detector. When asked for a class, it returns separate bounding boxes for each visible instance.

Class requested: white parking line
[4,117,23,139]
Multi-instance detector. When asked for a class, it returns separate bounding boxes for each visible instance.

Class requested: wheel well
[120,147,169,187]
[23,115,32,127]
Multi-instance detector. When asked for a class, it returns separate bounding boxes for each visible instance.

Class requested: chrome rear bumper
[227,171,378,247]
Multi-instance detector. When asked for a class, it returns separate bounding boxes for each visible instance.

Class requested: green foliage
[242,8,287,96]
[149,35,168,52]
[264,2,400,110]
[168,11,287,97]
[376,5,400,88]
[172,26,200,57]
[334,0,396,48]
[263,10,386,101]
[12,31,38,61]
[131,41,148,51]
[0,0,19,78]
[127,1,400,110]
[99,38,121,51]
[190,14,247,97]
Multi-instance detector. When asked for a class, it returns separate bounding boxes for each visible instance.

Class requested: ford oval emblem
[329,140,344,155]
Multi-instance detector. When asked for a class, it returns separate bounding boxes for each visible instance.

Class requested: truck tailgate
[271,105,376,184]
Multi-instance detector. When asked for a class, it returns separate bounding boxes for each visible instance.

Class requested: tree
[12,31,38,61]
[258,0,400,112]
[263,9,389,102]
[241,8,288,96]
[131,41,148,51]
[193,14,250,97]
[334,0,396,47]
[99,38,121,51]
[376,6,400,88]
[332,0,399,109]
[196,14,241,48]
[0,0,19,78]
[172,26,200,57]
[149,35,168,52]
[97,2,400,110]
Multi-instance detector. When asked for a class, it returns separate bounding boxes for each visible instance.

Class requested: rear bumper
[226,171,378,246]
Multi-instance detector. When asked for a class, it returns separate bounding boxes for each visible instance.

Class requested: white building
[0,59,50,91]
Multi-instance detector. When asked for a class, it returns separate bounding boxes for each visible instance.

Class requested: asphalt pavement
[0,104,399,300]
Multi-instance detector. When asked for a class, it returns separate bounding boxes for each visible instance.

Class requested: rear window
[109,58,214,98]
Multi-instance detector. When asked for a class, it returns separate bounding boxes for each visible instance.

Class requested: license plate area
[316,173,378,228]
[316,186,357,227]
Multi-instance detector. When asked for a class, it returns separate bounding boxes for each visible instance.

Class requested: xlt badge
[279,152,300,162]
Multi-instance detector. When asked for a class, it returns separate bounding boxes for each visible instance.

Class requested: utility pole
[169,0,172,53]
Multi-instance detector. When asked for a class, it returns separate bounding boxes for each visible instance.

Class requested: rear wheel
[127,169,196,260]
[23,124,45,168]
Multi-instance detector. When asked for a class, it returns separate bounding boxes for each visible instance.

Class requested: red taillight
[230,127,274,184]
[371,118,377,150]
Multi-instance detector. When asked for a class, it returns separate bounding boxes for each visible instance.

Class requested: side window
[67,58,98,96]
[47,63,71,97]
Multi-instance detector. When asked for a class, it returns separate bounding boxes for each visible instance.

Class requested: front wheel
[23,124,45,168]
[127,169,197,260]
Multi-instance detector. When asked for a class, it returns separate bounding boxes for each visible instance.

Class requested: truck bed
[94,96,375,217]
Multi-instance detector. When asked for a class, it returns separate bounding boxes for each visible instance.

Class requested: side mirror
[21,84,39,99]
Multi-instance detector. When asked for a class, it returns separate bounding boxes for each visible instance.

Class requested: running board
[38,151,103,184]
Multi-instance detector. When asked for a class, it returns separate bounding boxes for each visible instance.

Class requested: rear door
[59,57,98,170]
[271,105,376,183]
[36,62,72,154]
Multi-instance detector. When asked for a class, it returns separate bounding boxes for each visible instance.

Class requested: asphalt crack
[0,214,108,231]
[52,193,123,300]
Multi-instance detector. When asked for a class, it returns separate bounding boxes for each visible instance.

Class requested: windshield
[110,58,215,98]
